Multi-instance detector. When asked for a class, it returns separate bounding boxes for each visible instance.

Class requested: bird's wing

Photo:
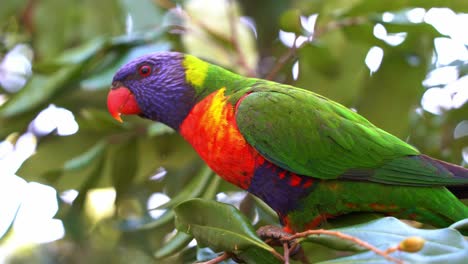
[235,81,465,186]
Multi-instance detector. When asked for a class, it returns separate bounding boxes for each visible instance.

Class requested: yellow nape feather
[183,55,209,87]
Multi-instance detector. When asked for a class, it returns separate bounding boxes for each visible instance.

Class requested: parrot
[107,51,468,233]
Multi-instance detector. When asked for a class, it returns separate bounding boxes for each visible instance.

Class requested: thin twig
[385,246,399,255]
[266,16,367,80]
[285,229,403,264]
[283,242,290,264]
[265,37,298,80]
[271,249,286,262]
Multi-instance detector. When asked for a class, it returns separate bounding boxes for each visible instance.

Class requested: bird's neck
[183,55,256,102]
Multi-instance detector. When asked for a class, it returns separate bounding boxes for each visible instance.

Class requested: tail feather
[422,155,468,199]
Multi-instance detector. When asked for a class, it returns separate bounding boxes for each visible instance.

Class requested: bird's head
[107,52,197,129]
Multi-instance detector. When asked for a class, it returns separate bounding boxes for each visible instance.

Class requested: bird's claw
[256,225,308,263]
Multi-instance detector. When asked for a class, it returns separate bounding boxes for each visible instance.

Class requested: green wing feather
[235,80,466,186]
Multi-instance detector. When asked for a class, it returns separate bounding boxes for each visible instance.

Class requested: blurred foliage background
[0,0,467,263]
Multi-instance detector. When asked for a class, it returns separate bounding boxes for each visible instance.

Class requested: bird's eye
[138,65,152,77]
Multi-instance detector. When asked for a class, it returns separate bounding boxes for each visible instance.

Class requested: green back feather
[184,55,468,186]
[235,81,422,180]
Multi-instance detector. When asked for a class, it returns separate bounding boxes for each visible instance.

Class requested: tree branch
[285,229,403,264]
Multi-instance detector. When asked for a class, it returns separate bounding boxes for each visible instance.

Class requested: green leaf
[174,198,274,254]
[119,166,214,232]
[0,1,28,22]
[319,249,468,264]
[78,108,124,133]
[147,123,174,137]
[109,139,139,199]
[201,175,222,199]
[31,0,123,58]
[152,165,213,210]
[59,152,107,241]
[237,247,282,264]
[81,42,171,90]
[34,37,107,74]
[153,231,193,259]
[119,212,175,232]
[305,217,468,263]
[0,63,83,118]
[55,37,107,65]
[63,140,107,171]
[317,252,397,264]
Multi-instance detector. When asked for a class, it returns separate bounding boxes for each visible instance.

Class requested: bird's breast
[179,88,262,189]
[179,88,317,220]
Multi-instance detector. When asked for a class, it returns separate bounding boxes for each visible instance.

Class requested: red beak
[107,87,142,123]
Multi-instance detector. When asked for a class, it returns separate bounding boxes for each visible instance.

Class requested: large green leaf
[55,37,108,66]
[157,175,224,260]
[174,198,275,256]
[63,140,107,171]
[152,165,213,210]
[305,217,468,263]
[153,231,193,260]
[118,165,215,232]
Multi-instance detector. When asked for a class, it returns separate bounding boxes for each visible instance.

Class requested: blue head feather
[112,52,196,130]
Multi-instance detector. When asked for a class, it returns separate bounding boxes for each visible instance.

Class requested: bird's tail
[422,155,468,199]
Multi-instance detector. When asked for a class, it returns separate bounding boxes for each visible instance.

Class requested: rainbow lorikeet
[107,52,468,233]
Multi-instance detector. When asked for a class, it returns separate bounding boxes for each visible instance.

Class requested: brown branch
[283,242,290,264]
[202,222,409,264]
[21,0,36,34]
[271,248,286,262]
[285,229,403,264]
[265,37,298,80]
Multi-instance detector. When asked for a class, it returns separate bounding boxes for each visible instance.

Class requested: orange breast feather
[179,88,262,189]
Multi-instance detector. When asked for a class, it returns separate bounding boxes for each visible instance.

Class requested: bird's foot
[256,225,309,264]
